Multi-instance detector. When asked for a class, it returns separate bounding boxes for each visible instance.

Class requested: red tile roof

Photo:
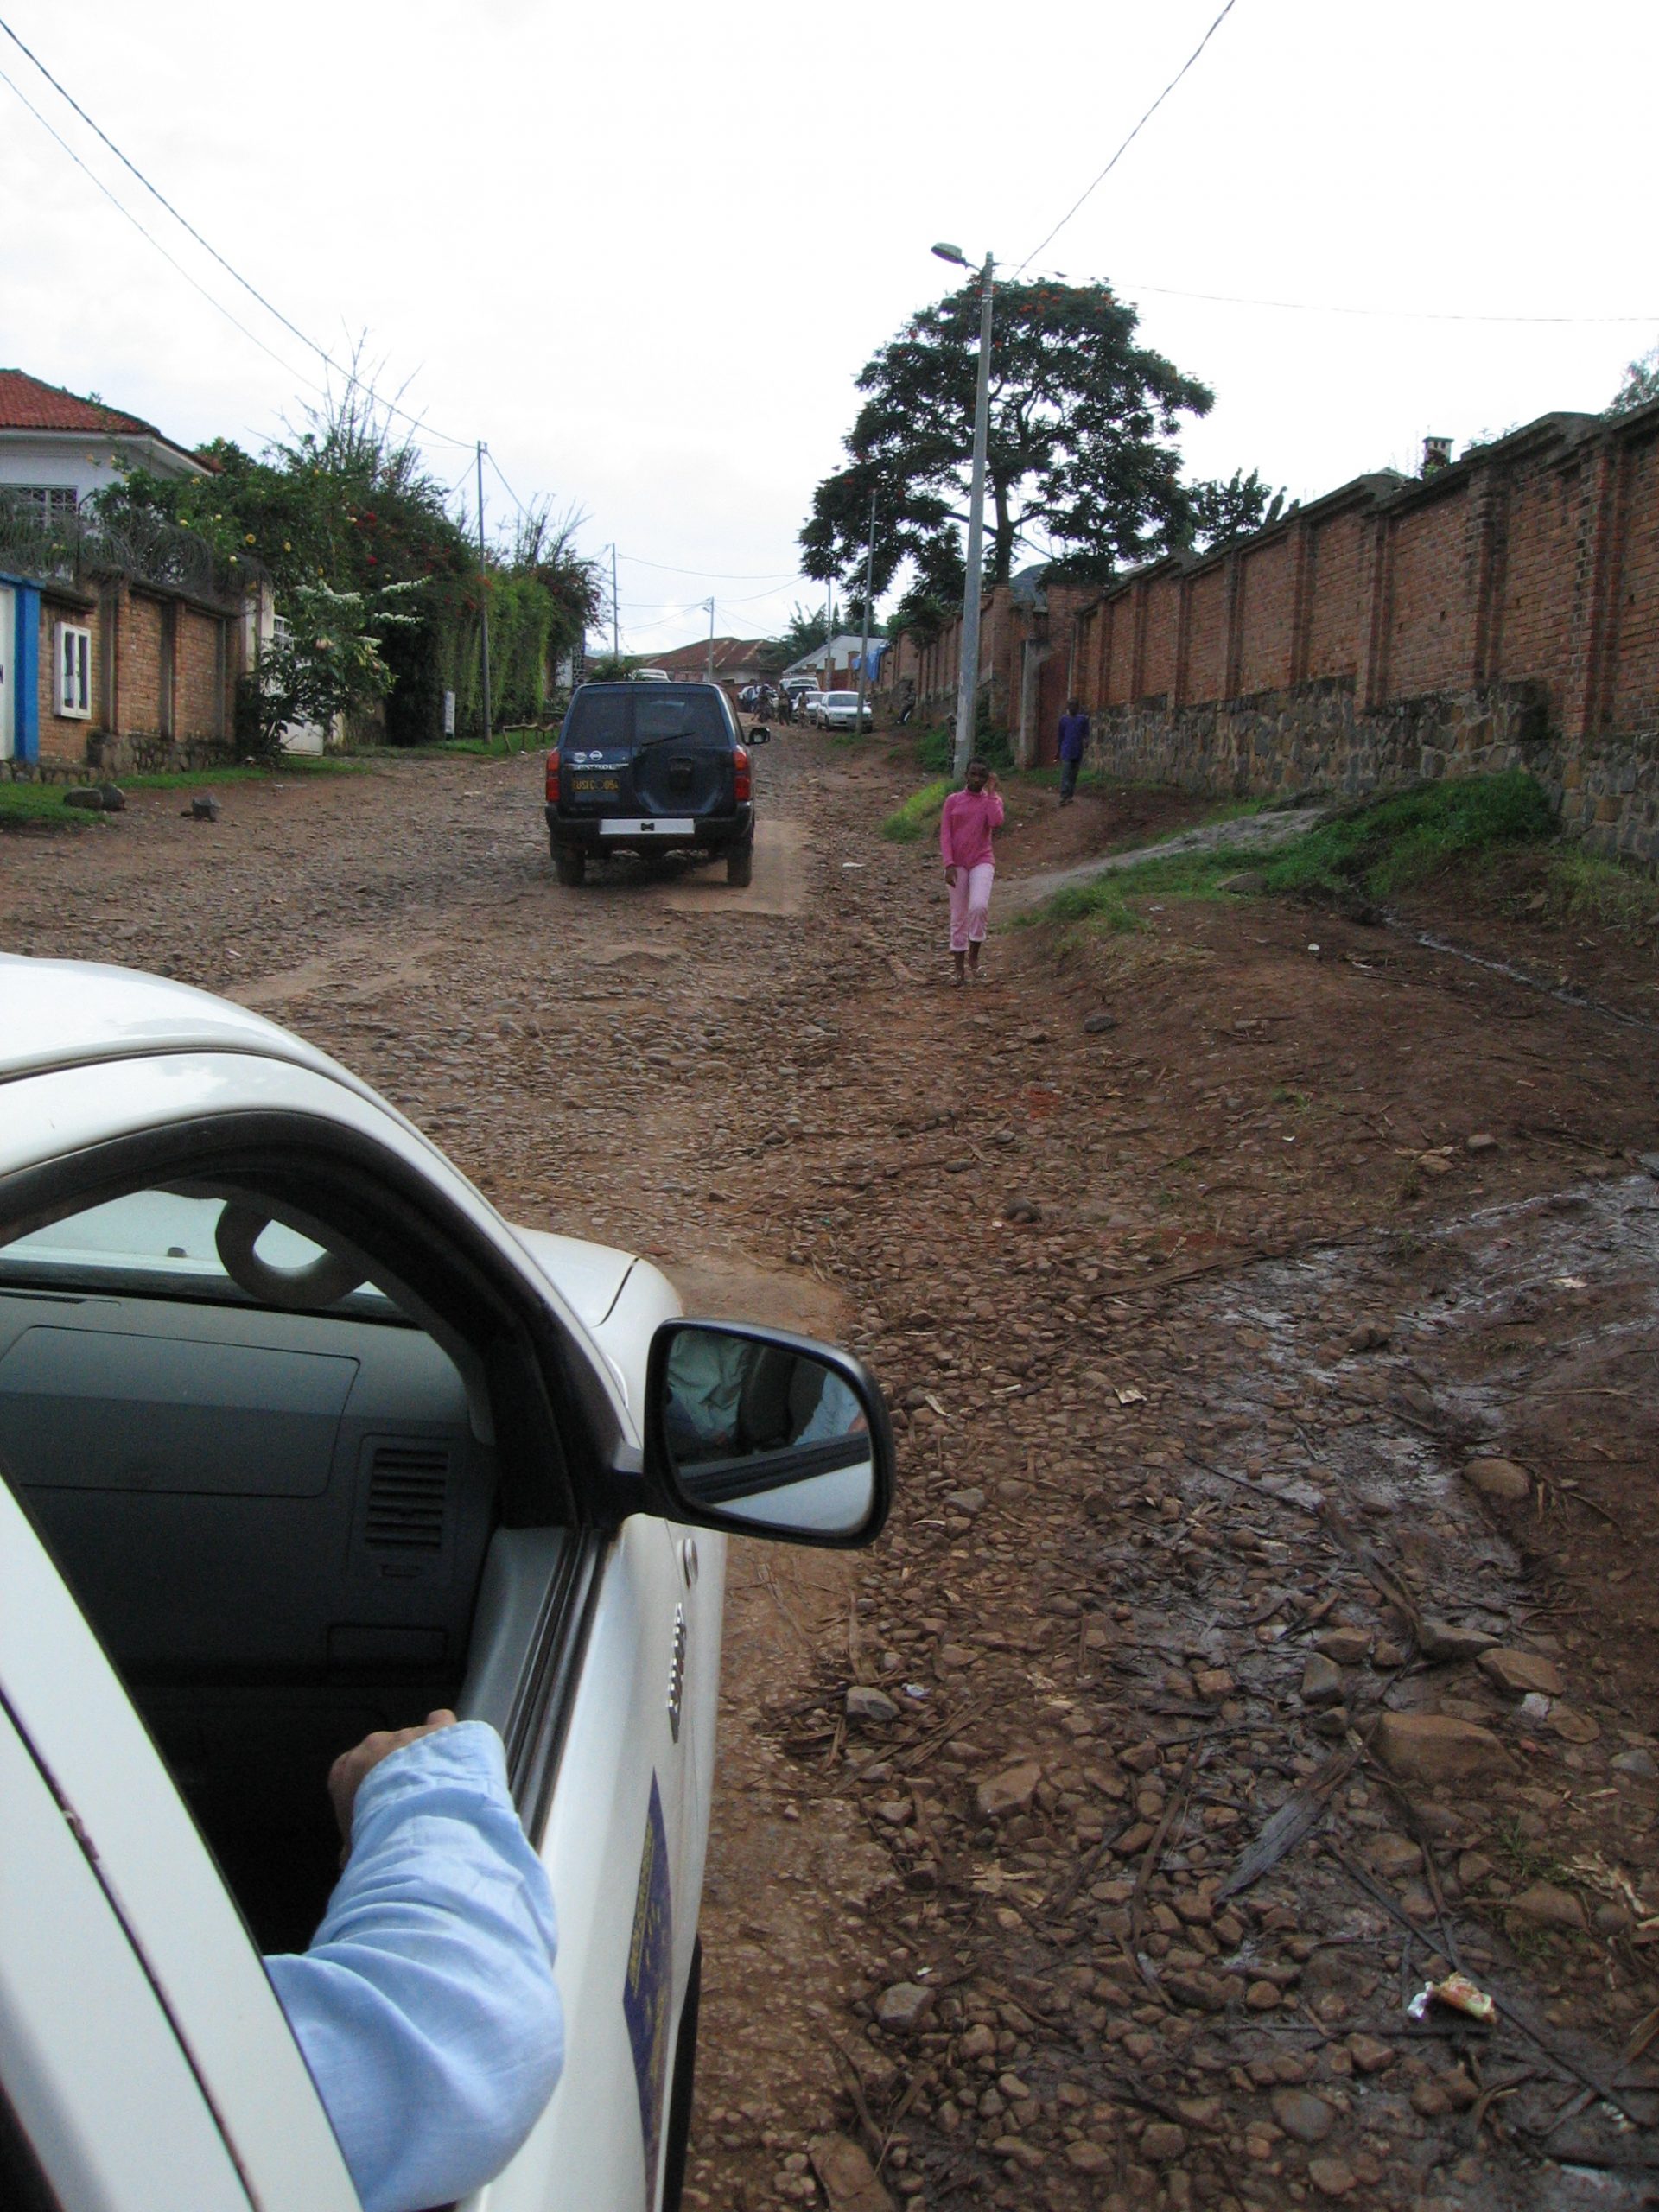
[0,369,163,436]
[648,636,767,678]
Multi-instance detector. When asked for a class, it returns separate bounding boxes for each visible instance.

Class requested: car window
[562,689,631,747]
[0,1189,402,1317]
[0,1178,505,1955]
[634,690,728,747]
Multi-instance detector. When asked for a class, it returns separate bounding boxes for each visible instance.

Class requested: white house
[0,369,211,523]
[783,633,887,690]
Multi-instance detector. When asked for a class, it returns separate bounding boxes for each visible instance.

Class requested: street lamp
[932,241,995,778]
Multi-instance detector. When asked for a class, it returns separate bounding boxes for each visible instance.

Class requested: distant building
[783,634,887,690]
[645,635,768,686]
[0,369,212,524]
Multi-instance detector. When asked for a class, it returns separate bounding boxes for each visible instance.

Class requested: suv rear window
[562,687,732,749]
[562,689,632,747]
[635,690,730,746]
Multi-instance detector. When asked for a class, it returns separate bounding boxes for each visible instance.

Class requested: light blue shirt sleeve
[265,1721,563,2212]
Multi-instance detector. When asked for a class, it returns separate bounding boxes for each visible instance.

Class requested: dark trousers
[1059,753,1081,800]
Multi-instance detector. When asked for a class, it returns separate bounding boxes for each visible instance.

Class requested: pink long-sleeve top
[939,787,1004,869]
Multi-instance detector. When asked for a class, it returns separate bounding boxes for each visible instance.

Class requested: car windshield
[825,693,858,707]
[0,1190,400,1315]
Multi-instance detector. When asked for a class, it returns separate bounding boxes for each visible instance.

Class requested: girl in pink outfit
[939,760,1004,983]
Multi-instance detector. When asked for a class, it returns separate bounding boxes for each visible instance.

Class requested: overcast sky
[3,0,1655,653]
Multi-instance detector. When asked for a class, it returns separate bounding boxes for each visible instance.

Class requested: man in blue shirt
[266,1711,563,2212]
[1057,699,1090,804]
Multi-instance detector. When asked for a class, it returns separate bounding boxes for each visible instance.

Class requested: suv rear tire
[727,838,753,887]
[553,842,586,887]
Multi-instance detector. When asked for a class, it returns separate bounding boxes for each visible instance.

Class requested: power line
[1014,0,1241,277]
[0,12,475,450]
[486,449,533,520]
[1112,275,1659,328]
[0,60,321,397]
[616,550,804,581]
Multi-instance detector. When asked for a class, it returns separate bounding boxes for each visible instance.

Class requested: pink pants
[948,861,995,952]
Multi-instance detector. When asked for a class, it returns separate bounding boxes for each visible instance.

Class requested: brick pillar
[1287,518,1314,686]
[1130,578,1150,700]
[1469,464,1509,684]
[1563,435,1623,739]
[1359,512,1394,709]
[1172,571,1192,708]
[1223,550,1245,701]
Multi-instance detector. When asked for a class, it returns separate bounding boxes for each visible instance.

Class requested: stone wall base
[1087,679,1659,869]
[86,732,244,777]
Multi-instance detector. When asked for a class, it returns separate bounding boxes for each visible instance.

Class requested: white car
[0,956,892,2212]
[793,689,825,725]
[818,691,873,732]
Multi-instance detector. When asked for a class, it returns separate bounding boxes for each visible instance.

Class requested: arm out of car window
[265,1722,563,2212]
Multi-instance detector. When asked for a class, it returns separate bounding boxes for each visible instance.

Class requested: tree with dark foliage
[1181,467,1287,553]
[800,279,1213,608]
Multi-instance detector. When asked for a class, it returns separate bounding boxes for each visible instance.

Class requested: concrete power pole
[705,597,716,683]
[955,256,995,779]
[475,442,493,743]
[610,543,620,661]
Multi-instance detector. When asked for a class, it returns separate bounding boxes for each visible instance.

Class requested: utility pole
[853,492,877,741]
[609,543,620,662]
[705,597,716,683]
[955,255,995,778]
[475,441,493,743]
[931,243,995,777]
[824,580,835,690]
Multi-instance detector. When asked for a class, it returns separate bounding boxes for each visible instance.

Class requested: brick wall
[1304,508,1366,681]
[1383,486,1478,698]
[1071,405,1659,866]
[1236,536,1294,695]
[876,402,1659,865]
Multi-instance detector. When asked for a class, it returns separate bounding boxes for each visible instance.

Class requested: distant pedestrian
[939,759,1004,985]
[1057,697,1090,804]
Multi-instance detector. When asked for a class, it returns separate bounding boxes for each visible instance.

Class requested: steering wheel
[214,1201,365,1310]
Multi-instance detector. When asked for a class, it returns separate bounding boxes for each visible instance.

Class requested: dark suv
[544,682,767,887]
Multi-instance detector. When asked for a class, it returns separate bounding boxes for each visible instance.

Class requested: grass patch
[880,776,953,842]
[914,721,1014,775]
[1261,771,1554,899]
[1026,772,1559,934]
[121,757,372,789]
[0,781,99,830]
[1033,846,1261,929]
[1539,848,1659,933]
[429,728,548,759]
[0,753,372,833]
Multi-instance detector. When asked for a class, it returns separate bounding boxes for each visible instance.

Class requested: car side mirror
[645,1319,893,1547]
[749,726,771,744]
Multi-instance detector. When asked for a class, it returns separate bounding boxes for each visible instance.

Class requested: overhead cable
[0,61,320,396]
[0,12,475,449]
[1014,0,1240,276]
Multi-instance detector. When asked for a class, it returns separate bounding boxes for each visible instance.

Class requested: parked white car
[0,956,892,2212]
[818,691,873,732]
[793,688,825,725]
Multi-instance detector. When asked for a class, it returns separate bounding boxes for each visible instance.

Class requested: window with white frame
[56,623,92,720]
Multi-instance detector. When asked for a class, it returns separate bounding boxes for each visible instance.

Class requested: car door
[0,1048,702,2211]
[0,1477,361,2212]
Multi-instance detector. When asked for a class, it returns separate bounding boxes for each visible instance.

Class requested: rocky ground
[4,732,1658,2210]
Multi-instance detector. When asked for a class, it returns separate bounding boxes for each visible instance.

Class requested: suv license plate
[601,817,695,836]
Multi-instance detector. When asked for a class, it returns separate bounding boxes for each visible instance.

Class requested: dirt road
[5,734,1659,2210]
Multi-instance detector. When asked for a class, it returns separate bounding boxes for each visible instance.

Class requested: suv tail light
[733,744,751,804]
[545,752,560,804]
